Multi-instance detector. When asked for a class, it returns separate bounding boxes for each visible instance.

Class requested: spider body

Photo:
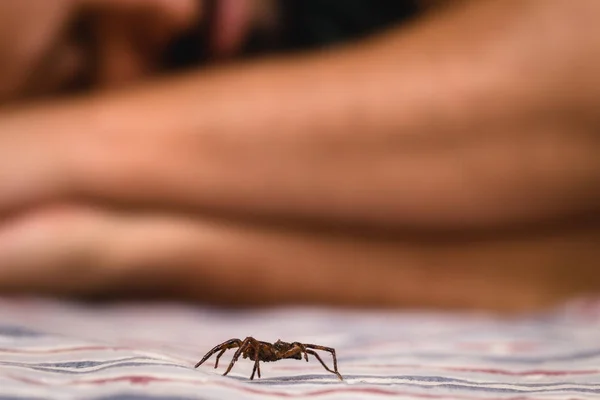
[194,337,343,380]
[242,340,303,362]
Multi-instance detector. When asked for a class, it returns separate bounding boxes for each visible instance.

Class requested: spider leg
[195,338,242,368]
[290,342,309,361]
[223,337,259,377]
[214,348,227,369]
[283,343,308,362]
[306,349,344,380]
[304,344,343,380]
[250,358,261,380]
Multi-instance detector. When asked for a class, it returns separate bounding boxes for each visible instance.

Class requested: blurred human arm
[0,203,597,312]
[0,0,598,310]
[2,0,598,229]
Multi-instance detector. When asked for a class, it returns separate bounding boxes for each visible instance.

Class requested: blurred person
[0,0,598,312]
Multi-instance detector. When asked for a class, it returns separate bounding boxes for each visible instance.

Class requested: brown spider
[194,337,343,381]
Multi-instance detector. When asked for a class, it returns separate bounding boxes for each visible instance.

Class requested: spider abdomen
[244,347,278,362]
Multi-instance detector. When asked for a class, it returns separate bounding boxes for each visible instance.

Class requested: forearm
[1,204,598,311]
[1,0,599,231]
[149,221,600,311]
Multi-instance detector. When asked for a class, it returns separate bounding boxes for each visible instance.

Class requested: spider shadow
[239,374,347,386]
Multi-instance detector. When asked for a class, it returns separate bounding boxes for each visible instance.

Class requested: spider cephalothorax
[194,337,343,380]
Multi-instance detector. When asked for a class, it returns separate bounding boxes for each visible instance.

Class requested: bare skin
[0,0,262,100]
[0,0,598,312]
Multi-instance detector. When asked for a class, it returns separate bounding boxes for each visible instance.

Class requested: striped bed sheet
[0,297,599,399]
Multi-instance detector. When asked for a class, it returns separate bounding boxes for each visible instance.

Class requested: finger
[0,0,77,100]
[0,204,598,311]
[210,0,256,57]
[24,39,86,96]
[80,0,202,87]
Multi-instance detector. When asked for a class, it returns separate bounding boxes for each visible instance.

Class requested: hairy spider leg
[194,338,242,368]
[289,342,309,361]
[223,337,259,377]
[250,357,262,380]
[306,349,344,380]
[214,348,227,369]
[304,344,343,380]
[281,343,308,362]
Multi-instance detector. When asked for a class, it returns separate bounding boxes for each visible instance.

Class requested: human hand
[0,0,266,101]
